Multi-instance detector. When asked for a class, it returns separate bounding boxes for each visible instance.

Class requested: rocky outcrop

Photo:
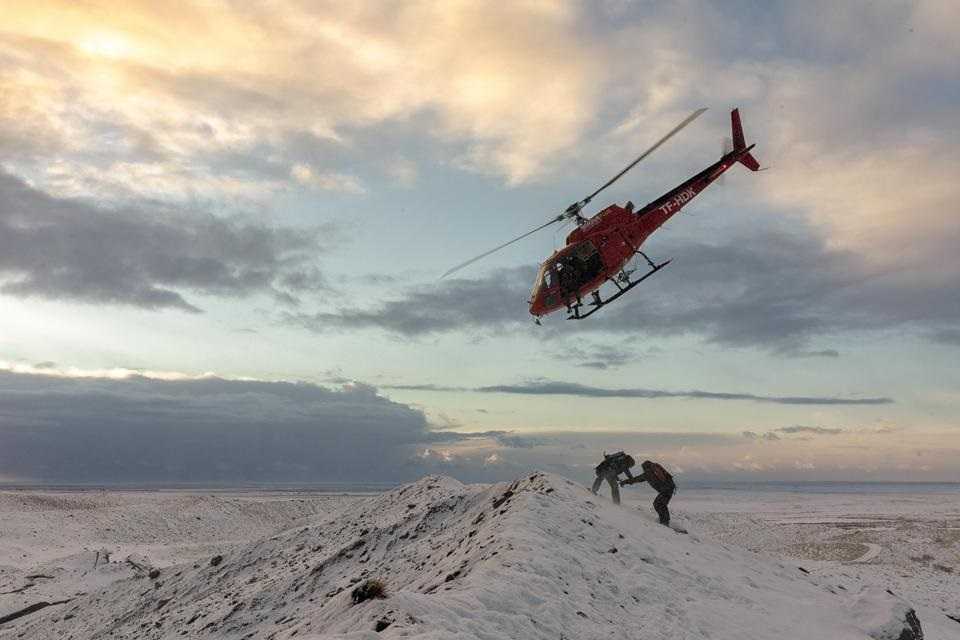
[849,587,923,640]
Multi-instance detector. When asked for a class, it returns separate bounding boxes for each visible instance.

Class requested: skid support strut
[567,254,671,320]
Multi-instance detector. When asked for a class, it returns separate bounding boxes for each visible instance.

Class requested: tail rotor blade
[578,107,707,206]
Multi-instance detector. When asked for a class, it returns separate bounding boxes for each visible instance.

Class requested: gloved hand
[619,478,631,486]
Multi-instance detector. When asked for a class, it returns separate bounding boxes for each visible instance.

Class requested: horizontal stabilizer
[731,108,760,171]
[739,151,760,171]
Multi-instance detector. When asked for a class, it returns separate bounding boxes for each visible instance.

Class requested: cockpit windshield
[532,261,553,299]
[532,241,603,302]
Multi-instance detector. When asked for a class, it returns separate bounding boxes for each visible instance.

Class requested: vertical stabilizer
[730,108,760,171]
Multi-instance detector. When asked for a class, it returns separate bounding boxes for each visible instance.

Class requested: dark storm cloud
[0,370,439,485]
[296,218,960,353]
[285,265,536,336]
[0,370,620,486]
[384,381,891,406]
[0,171,327,311]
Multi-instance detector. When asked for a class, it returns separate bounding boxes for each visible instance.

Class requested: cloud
[777,425,843,435]
[930,329,960,346]
[315,214,960,354]
[0,170,327,311]
[385,380,891,406]
[477,381,890,405]
[0,367,954,484]
[285,266,536,337]
[555,343,639,370]
[0,369,440,484]
[1,1,604,196]
[3,2,956,350]
[290,164,365,194]
[744,426,839,439]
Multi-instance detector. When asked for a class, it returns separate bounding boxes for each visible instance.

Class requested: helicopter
[442,107,762,322]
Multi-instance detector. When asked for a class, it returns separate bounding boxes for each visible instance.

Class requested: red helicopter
[442,108,762,322]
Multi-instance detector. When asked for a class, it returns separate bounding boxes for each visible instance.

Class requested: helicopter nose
[529,291,548,316]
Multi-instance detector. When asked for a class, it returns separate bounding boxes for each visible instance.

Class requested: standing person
[590,451,636,505]
[621,460,676,526]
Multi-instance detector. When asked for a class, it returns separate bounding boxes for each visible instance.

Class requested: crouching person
[621,460,676,526]
[590,451,636,505]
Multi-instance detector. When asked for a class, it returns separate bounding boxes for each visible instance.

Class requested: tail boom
[632,107,761,235]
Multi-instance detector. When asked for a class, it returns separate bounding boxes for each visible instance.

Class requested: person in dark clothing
[620,460,676,525]
[590,451,635,505]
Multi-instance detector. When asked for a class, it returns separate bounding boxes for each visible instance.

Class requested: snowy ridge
[3,472,952,639]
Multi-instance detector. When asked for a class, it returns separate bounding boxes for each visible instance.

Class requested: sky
[1,0,958,485]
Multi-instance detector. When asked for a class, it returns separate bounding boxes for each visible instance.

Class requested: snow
[669,486,960,616]
[1,476,958,639]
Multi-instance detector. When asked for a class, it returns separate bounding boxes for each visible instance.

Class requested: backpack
[597,451,635,475]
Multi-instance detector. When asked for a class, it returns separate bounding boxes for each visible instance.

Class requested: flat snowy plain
[659,483,960,616]
[0,478,957,638]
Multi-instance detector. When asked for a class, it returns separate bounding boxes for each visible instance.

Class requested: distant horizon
[4,478,959,493]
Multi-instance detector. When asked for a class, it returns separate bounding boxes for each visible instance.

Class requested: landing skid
[567,253,671,320]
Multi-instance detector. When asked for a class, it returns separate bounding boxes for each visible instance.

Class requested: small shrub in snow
[352,578,386,604]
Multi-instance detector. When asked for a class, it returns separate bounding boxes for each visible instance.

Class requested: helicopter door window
[556,242,603,293]
[544,266,557,289]
[574,241,603,283]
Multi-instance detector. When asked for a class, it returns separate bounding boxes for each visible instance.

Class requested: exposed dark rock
[491,490,514,509]
[374,618,392,632]
[351,579,386,604]
[900,609,923,640]
[852,587,924,640]
[0,599,72,625]
[210,555,224,567]
[0,583,35,595]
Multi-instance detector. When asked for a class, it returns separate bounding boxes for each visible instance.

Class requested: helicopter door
[557,241,603,294]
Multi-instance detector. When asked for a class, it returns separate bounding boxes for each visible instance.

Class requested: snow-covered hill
[3,473,955,639]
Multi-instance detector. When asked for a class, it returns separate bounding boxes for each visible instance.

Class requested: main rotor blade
[579,107,707,206]
[440,216,562,279]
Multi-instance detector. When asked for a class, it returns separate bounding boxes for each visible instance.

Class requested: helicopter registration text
[657,187,697,215]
